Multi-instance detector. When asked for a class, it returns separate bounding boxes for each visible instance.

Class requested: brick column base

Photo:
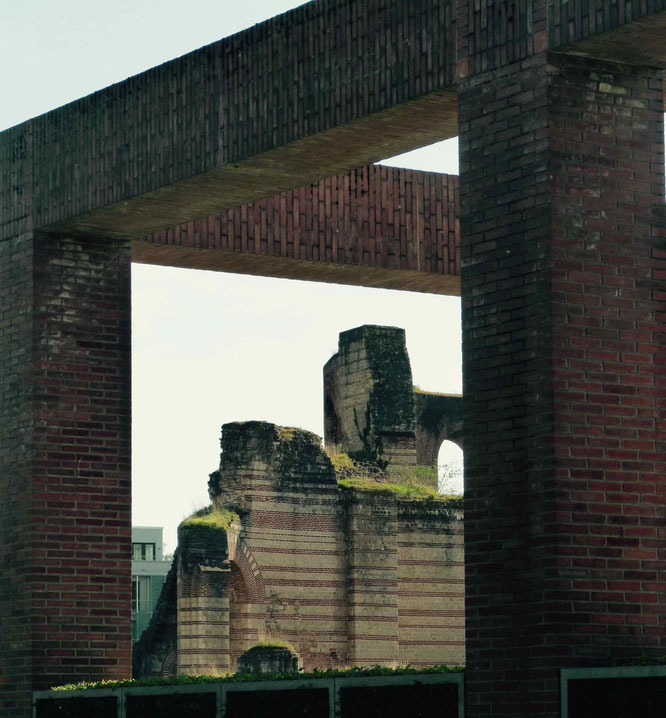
[460,52,665,717]
[0,232,131,717]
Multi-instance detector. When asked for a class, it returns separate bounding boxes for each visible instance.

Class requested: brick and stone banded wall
[0,0,457,240]
[397,502,465,667]
[135,166,461,295]
[210,421,466,672]
[236,487,348,669]
[211,422,348,670]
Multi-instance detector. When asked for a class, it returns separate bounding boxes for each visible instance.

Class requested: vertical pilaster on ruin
[177,590,231,676]
[176,523,233,676]
[344,494,399,666]
[0,231,132,715]
[459,4,666,714]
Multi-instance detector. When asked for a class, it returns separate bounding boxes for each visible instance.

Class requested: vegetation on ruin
[179,506,239,531]
[329,452,462,504]
[52,654,666,691]
[244,639,296,652]
[413,384,461,397]
[277,427,298,442]
[52,664,464,691]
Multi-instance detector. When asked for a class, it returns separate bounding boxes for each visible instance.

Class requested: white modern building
[132,527,171,643]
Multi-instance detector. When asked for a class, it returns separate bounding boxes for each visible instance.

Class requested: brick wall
[344,494,400,666]
[0,232,132,716]
[160,422,465,675]
[548,0,666,66]
[397,503,465,667]
[134,166,461,295]
[0,233,35,716]
[1,1,458,241]
[459,47,665,717]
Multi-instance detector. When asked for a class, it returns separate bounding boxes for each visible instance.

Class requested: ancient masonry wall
[324,325,463,471]
[414,392,463,467]
[324,325,417,468]
[397,503,465,667]
[139,421,464,675]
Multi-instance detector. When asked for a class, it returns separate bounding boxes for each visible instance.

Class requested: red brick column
[0,232,131,716]
[459,50,665,717]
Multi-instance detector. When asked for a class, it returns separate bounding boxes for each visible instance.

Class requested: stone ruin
[133,325,463,677]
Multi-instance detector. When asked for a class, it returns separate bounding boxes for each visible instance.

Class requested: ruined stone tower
[324,325,462,470]
[133,327,465,677]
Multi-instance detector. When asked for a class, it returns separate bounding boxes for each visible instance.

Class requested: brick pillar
[176,523,232,675]
[459,49,665,716]
[0,232,131,716]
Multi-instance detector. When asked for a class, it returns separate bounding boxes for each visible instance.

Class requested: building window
[132,575,151,613]
[132,542,156,561]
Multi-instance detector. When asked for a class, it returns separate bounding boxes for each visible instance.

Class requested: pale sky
[2,0,462,552]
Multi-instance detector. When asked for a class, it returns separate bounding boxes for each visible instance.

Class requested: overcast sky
[2,0,462,552]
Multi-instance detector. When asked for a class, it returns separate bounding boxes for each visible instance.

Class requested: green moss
[52,664,465,691]
[330,452,461,503]
[179,506,238,531]
[328,452,355,473]
[338,477,460,503]
[278,428,297,442]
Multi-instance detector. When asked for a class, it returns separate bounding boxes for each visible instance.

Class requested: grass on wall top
[53,664,465,691]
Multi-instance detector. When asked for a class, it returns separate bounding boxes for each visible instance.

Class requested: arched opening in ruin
[437,439,464,495]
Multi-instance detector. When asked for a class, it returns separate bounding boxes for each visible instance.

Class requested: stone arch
[414,392,463,467]
[161,648,177,676]
[227,528,266,604]
[227,533,267,671]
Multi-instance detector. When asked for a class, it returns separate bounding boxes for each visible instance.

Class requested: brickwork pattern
[344,495,400,666]
[397,504,465,666]
[0,232,132,716]
[0,1,457,241]
[30,234,133,689]
[177,595,230,675]
[459,49,665,717]
[456,0,548,78]
[135,166,461,295]
[3,1,666,715]
[167,422,465,674]
[548,0,666,66]
[0,233,35,716]
[549,56,665,649]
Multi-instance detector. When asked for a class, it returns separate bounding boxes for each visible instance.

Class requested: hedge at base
[34,671,464,718]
